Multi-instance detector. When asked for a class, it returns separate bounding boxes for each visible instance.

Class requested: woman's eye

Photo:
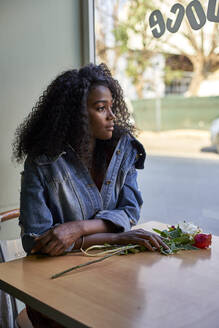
[97,106,105,112]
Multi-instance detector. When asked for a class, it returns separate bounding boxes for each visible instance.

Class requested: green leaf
[128,248,140,254]
[172,235,191,245]
[160,246,174,255]
[139,246,147,252]
[120,249,129,255]
[152,228,163,235]
[170,241,177,249]
[153,228,172,238]
[160,230,171,238]
[180,244,199,250]
[168,226,182,238]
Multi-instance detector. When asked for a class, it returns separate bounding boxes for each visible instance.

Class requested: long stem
[51,245,140,279]
[51,250,119,279]
[81,244,139,257]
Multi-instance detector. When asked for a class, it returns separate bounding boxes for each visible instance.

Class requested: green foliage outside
[132,96,219,131]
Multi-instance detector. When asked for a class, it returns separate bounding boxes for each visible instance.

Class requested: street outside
[136,130,219,236]
[138,129,219,160]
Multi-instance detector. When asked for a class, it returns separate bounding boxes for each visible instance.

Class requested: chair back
[0,209,28,328]
[0,209,20,223]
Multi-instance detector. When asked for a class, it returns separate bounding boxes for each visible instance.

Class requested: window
[95,0,219,235]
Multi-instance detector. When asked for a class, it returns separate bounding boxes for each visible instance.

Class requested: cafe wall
[0,0,94,238]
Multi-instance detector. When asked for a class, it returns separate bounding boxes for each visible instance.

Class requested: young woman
[13,63,168,327]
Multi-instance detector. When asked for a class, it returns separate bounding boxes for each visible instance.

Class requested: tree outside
[96,0,219,98]
[95,0,219,155]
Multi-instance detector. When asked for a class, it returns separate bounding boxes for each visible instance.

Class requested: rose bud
[193,233,212,249]
[168,225,176,231]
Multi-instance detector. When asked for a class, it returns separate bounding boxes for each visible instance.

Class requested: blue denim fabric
[19,134,146,253]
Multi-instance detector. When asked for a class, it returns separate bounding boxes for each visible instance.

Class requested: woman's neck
[89,137,96,156]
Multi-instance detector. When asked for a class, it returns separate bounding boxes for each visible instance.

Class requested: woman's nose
[107,107,116,120]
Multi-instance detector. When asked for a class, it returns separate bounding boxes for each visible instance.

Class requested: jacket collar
[130,136,146,169]
[32,134,146,168]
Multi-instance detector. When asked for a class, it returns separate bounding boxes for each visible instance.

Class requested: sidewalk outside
[137,130,219,161]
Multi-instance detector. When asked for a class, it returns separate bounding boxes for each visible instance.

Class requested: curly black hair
[12,63,135,169]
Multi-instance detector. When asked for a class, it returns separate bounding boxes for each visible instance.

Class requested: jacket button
[116,150,120,155]
[106,180,111,185]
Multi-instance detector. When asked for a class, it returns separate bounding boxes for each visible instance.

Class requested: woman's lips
[106,125,114,131]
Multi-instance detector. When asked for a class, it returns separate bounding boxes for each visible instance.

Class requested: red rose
[193,233,212,249]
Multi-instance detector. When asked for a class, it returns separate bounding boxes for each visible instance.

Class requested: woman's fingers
[31,232,52,253]
[144,235,159,249]
[122,229,170,251]
[31,226,74,255]
[35,230,51,241]
[141,239,155,252]
[43,242,65,256]
[32,233,66,256]
[41,240,59,255]
[154,235,170,250]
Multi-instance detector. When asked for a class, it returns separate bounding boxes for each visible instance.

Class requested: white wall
[0,0,96,239]
[0,0,83,213]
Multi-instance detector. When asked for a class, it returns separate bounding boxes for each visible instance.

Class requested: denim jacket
[19,134,146,253]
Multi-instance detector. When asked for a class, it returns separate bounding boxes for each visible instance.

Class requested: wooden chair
[0,209,33,328]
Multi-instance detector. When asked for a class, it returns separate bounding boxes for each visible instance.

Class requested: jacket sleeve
[94,166,143,232]
[19,158,54,253]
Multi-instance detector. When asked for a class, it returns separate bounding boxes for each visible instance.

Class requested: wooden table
[0,221,219,328]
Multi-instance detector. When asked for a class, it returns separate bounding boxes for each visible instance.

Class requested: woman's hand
[111,229,169,252]
[31,221,83,256]
[30,219,116,256]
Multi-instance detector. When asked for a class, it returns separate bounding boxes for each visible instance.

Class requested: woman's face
[87,85,116,140]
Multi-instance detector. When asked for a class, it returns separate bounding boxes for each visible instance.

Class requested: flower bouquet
[152,221,212,255]
[88,221,212,256]
[51,221,212,279]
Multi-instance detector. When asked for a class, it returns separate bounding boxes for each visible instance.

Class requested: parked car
[210,118,219,153]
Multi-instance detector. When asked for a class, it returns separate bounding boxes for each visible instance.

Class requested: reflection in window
[95,0,219,235]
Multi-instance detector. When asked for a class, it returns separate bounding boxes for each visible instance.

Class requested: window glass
[95,0,219,235]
